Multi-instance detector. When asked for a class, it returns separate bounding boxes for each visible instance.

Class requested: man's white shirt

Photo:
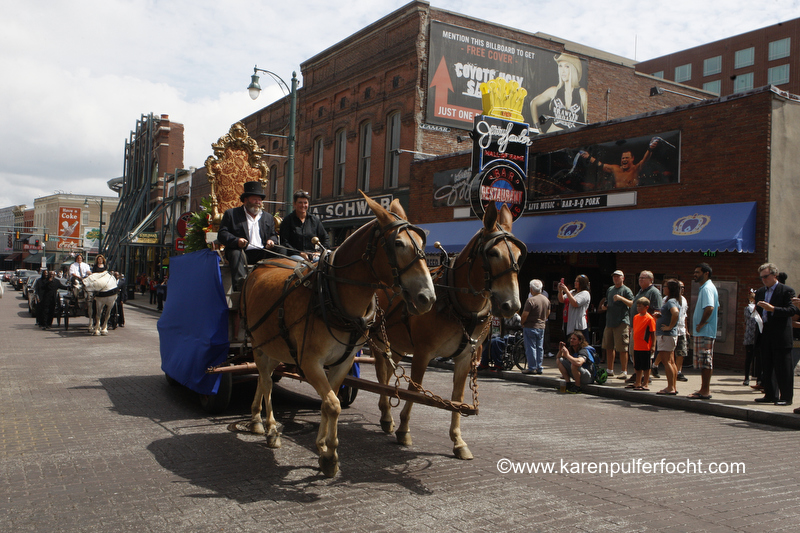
[245,210,263,250]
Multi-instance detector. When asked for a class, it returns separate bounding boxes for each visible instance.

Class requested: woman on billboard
[530,53,587,133]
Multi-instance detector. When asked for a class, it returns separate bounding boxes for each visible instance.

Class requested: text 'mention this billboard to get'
[427,21,589,132]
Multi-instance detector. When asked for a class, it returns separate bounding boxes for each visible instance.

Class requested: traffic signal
[15,230,20,240]
[35,239,40,247]
[44,233,49,242]
[6,234,11,248]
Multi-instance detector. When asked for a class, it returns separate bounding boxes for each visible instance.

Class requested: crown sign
[480,78,527,122]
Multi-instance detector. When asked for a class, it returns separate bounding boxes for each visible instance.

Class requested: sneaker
[616,372,628,380]
[742,379,750,386]
[567,384,582,394]
[677,373,688,382]
[651,366,660,378]
[606,370,615,377]
[535,369,543,375]
[626,375,636,384]
[521,369,535,375]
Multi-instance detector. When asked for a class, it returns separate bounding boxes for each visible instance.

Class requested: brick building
[636,18,800,97]
[411,86,800,369]
[236,0,707,243]
[104,113,185,278]
[204,1,799,369]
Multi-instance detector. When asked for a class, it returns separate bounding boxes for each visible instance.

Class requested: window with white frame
[358,121,372,192]
[703,56,722,76]
[312,137,323,199]
[703,80,721,95]
[269,165,278,203]
[734,47,755,69]
[769,38,790,61]
[334,129,346,197]
[385,112,401,189]
[675,63,692,83]
[768,64,790,85]
[733,72,754,93]
[651,71,664,79]
[281,161,287,202]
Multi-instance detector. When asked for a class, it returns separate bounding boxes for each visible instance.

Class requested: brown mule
[372,202,526,460]
[241,193,435,477]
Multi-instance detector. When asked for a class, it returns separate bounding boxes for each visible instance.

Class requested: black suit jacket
[218,206,278,250]
[755,282,797,349]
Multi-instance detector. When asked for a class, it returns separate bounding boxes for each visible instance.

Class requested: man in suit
[218,181,279,291]
[754,262,798,407]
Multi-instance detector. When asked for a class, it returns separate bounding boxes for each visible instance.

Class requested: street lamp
[649,86,704,101]
[247,65,298,215]
[83,197,104,257]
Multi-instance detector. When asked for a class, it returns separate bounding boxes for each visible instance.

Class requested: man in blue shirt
[688,263,719,400]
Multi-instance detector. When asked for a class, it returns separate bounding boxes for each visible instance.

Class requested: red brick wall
[409,89,778,369]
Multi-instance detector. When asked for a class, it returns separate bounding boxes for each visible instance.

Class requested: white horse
[82,271,118,336]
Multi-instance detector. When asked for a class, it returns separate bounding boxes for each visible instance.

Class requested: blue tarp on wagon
[158,249,229,395]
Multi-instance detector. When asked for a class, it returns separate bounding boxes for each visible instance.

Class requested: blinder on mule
[366,214,427,291]
[470,228,527,293]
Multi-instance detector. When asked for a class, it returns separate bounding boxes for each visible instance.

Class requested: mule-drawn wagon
[158,122,525,476]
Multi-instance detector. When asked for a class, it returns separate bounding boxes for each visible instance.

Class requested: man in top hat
[218,181,279,291]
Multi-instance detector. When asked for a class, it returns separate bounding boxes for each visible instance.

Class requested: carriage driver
[68,254,92,285]
[218,181,280,292]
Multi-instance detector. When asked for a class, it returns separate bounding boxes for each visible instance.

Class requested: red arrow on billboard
[429,56,478,122]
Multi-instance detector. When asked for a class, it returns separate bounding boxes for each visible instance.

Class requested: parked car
[27,275,43,315]
[13,270,38,291]
[23,274,40,299]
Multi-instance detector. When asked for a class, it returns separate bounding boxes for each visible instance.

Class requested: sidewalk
[125,293,162,313]
[431,354,800,430]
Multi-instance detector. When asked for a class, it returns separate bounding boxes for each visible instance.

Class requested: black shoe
[775,400,793,406]
[651,366,660,378]
[677,373,688,382]
[742,379,750,386]
[566,384,582,394]
[755,396,778,403]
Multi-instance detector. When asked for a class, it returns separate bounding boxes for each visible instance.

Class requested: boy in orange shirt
[628,297,656,391]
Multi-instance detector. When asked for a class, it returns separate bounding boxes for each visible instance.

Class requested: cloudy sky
[2,0,799,208]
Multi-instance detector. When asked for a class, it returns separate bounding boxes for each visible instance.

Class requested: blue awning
[420,201,757,254]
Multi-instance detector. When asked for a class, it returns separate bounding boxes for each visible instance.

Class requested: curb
[429,360,800,430]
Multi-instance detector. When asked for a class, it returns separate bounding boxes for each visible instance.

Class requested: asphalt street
[2,286,800,532]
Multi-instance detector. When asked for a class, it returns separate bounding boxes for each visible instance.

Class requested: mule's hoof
[396,431,412,446]
[266,432,282,448]
[226,421,265,435]
[319,455,339,478]
[380,420,395,434]
[454,445,474,460]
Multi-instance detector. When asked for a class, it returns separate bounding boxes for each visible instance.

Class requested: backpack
[582,345,598,384]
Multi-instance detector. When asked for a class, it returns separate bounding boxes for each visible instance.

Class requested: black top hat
[240,181,266,201]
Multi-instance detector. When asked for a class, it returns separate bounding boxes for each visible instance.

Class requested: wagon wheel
[513,336,527,371]
[199,373,232,414]
[338,364,359,408]
[338,381,358,408]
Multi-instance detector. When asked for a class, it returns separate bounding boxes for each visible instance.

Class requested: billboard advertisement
[528,131,681,198]
[57,207,82,249]
[426,21,589,132]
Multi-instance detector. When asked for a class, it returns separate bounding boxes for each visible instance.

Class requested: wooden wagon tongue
[206,359,479,416]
